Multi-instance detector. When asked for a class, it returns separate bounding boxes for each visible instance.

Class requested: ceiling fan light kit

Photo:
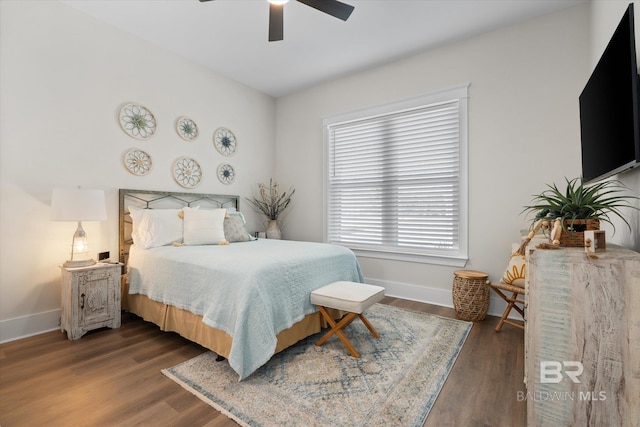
[199,0,354,42]
[269,2,285,42]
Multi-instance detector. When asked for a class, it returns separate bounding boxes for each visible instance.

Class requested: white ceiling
[62,0,587,97]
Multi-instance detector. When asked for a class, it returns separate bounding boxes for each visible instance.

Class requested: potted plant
[522,177,638,247]
[246,179,295,239]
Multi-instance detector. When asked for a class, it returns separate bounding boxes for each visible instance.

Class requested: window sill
[348,247,468,267]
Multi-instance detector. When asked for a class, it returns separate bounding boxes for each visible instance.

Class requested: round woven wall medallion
[119,103,156,140]
[173,157,202,188]
[176,116,199,141]
[217,163,235,184]
[123,149,152,176]
[213,127,237,156]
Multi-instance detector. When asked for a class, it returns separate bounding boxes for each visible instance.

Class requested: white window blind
[324,86,468,265]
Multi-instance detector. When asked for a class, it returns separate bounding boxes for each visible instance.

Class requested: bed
[119,189,363,380]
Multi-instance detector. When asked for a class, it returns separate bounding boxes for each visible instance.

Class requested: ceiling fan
[199,0,355,42]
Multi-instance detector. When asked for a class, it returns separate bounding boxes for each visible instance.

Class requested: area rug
[162,304,472,427]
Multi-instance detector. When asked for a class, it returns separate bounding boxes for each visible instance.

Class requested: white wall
[4,1,637,341]
[275,5,591,305]
[0,1,276,341]
[589,0,640,252]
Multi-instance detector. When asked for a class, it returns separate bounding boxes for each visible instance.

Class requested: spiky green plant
[245,179,295,220]
[522,177,638,234]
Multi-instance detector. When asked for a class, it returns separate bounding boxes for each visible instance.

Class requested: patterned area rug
[162,304,472,427]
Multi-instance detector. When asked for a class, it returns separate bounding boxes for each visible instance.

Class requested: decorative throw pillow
[502,252,526,287]
[183,207,227,245]
[224,212,252,242]
[129,207,185,249]
[129,206,146,244]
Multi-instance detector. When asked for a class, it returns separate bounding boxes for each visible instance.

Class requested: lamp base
[63,259,96,268]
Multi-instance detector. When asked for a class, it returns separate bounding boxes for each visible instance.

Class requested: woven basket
[452,270,490,321]
[559,219,600,247]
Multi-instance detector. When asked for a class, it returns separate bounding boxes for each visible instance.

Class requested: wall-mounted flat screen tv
[579,3,640,184]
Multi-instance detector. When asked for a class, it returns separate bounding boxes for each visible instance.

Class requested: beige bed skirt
[122,278,339,359]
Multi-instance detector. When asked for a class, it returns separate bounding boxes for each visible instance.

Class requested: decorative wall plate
[213,127,237,156]
[217,163,235,184]
[119,103,157,140]
[176,116,199,141]
[123,149,152,176]
[173,157,202,188]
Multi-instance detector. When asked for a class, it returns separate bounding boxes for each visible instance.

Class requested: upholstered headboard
[118,189,240,266]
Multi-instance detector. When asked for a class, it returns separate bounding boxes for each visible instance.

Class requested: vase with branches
[245,179,295,239]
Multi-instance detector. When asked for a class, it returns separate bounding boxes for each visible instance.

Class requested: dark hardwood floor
[0,297,525,426]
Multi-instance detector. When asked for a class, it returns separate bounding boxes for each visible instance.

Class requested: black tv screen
[579,3,640,184]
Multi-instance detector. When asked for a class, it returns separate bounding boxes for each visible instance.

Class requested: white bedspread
[127,239,363,379]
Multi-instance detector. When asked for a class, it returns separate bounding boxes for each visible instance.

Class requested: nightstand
[60,263,122,340]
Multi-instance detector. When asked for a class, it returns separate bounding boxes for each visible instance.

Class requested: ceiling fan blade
[269,3,284,42]
[296,0,354,21]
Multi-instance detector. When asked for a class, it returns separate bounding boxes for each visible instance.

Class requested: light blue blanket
[127,239,363,380]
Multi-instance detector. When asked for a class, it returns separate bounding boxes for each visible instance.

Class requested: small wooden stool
[310,281,385,358]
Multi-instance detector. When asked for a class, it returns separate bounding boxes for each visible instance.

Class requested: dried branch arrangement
[245,179,295,220]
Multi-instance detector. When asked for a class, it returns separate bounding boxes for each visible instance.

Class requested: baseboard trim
[364,277,516,319]
[1,279,518,343]
[0,309,61,344]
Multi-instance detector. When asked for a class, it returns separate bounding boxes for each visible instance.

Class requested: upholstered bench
[310,281,385,358]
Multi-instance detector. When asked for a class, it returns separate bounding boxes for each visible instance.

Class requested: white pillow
[128,207,185,249]
[183,207,227,245]
[128,206,146,243]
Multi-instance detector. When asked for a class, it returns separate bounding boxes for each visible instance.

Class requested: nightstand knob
[80,293,85,309]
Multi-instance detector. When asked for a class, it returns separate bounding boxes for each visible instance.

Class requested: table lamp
[51,188,107,267]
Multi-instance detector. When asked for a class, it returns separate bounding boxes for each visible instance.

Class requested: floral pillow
[224,212,252,242]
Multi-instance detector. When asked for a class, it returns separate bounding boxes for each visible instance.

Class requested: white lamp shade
[50,188,107,221]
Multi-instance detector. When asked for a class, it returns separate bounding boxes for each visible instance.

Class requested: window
[324,85,468,266]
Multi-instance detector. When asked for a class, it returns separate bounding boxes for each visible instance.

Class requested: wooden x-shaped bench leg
[490,287,525,332]
[315,305,380,358]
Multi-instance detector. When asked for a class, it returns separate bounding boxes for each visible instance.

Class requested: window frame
[323,85,469,266]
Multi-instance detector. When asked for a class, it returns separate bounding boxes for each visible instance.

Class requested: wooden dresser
[525,246,640,426]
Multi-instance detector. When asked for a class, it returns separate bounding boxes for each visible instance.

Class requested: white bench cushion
[311,281,385,314]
